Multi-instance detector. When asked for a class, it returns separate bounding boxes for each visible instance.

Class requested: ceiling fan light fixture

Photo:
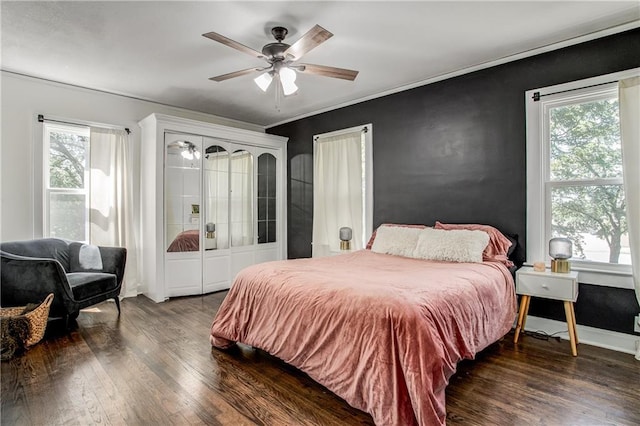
[254,72,273,92]
[205,24,358,102]
[279,67,298,96]
[282,81,298,96]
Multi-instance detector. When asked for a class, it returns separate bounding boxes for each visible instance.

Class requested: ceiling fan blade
[284,25,333,60]
[203,31,264,59]
[209,67,260,82]
[299,63,359,81]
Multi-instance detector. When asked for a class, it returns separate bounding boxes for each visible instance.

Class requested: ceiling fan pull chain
[274,77,282,112]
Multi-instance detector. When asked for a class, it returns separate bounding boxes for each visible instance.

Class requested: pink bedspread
[210,250,516,425]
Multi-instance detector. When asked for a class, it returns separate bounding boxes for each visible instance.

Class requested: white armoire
[139,113,288,302]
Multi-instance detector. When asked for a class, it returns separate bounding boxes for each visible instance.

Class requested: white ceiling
[2,1,639,127]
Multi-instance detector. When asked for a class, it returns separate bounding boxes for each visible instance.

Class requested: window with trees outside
[43,122,90,241]
[526,72,633,279]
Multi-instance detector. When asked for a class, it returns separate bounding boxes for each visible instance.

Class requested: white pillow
[371,225,424,257]
[412,228,489,263]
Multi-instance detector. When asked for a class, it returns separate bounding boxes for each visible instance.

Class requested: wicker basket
[0,293,54,347]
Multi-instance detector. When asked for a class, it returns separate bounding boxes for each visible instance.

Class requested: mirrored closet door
[140,113,287,303]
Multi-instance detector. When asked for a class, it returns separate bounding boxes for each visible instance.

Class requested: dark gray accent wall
[268,28,640,334]
[529,283,639,335]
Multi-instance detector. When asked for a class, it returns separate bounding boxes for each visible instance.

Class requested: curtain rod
[38,114,131,134]
[314,125,368,142]
[532,80,617,102]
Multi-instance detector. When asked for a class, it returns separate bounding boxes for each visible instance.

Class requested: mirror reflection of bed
[167,229,199,252]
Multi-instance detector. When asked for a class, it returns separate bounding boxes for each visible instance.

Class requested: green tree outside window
[549,98,627,264]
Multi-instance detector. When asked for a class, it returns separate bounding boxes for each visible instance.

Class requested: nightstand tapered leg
[564,301,578,356]
[569,302,578,345]
[514,295,531,343]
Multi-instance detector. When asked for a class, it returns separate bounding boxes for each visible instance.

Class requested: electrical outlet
[635,315,640,333]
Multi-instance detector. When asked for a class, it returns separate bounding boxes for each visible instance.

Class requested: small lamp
[549,237,572,273]
[205,222,217,250]
[339,227,352,251]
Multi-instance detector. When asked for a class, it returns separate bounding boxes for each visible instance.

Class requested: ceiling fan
[202,25,359,96]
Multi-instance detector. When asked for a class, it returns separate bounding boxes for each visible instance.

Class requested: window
[312,124,373,257]
[526,70,637,280]
[43,123,90,241]
[548,93,628,265]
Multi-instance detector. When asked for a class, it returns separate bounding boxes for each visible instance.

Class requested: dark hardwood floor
[2,292,639,425]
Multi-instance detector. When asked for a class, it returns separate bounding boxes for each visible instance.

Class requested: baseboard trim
[523,315,639,355]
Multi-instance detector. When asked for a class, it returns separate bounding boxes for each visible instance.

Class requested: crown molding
[266,20,640,129]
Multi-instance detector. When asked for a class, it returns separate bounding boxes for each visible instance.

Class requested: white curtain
[204,152,229,249]
[230,151,253,246]
[313,131,363,257]
[89,127,140,298]
[619,77,640,361]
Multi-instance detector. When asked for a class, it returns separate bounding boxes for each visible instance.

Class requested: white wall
[0,72,263,242]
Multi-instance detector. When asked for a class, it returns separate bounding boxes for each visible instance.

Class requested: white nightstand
[513,267,580,356]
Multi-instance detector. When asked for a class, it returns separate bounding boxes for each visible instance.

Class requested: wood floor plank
[2,291,639,425]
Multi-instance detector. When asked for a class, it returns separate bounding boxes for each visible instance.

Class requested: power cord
[524,329,566,342]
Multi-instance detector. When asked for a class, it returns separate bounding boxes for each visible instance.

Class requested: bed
[210,223,518,425]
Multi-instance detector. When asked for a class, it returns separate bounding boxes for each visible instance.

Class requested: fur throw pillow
[413,228,489,263]
[371,225,425,257]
